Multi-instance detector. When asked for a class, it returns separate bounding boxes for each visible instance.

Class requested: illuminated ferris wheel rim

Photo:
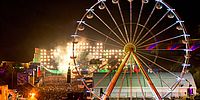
[72,0,191,68]
[71,0,191,99]
[73,0,190,51]
[75,0,189,36]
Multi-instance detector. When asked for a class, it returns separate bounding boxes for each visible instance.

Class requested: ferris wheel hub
[124,43,136,53]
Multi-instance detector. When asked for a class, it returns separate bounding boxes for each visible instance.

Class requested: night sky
[0,0,199,62]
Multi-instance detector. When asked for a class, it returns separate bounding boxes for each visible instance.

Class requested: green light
[99,69,109,73]
[43,66,66,74]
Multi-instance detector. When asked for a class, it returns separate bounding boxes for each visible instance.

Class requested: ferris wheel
[71,0,191,99]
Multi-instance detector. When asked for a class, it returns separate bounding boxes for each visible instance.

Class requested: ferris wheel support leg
[101,51,131,100]
[132,53,162,100]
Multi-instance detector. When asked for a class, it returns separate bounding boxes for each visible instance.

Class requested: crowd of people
[36,75,85,100]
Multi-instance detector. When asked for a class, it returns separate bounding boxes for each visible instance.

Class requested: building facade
[33,42,124,69]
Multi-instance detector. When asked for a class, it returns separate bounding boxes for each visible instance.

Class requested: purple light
[187,88,193,95]
[146,43,157,50]
[167,44,181,50]
[190,43,200,51]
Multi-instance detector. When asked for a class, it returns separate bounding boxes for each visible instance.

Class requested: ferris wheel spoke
[134,2,157,44]
[137,49,185,51]
[136,52,179,78]
[118,70,127,99]
[117,2,129,42]
[130,0,133,42]
[137,22,178,47]
[138,34,183,48]
[135,10,170,46]
[137,51,182,64]
[92,12,126,45]
[136,55,171,89]
[102,2,128,43]
[83,22,124,47]
[132,2,144,43]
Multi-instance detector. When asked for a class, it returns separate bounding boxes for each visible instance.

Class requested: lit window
[50,66,53,68]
